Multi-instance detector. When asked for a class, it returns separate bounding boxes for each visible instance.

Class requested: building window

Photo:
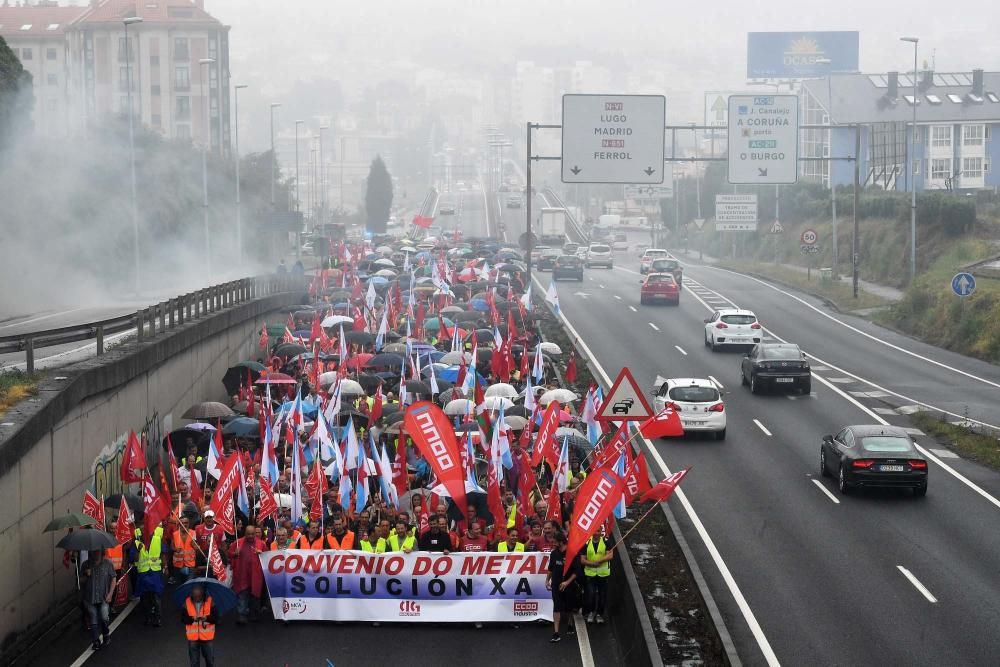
[176,96,191,120]
[47,73,57,86]
[46,47,57,60]
[21,47,32,60]
[176,124,191,139]
[912,160,920,176]
[963,125,984,146]
[987,126,993,141]
[117,37,133,61]
[174,66,190,90]
[931,126,952,147]
[913,126,922,143]
[174,37,189,61]
[931,158,951,180]
[207,37,217,61]
[963,157,983,179]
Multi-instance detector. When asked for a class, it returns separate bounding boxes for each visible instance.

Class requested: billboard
[747,31,859,79]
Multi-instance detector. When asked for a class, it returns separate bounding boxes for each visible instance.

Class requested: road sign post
[597,368,654,422]
[728,95,799,184]
[561,94,666,184]
[952,272,976,297]
[715,194,758,231]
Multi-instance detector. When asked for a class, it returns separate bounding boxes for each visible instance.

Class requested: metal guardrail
[0,274,305,374]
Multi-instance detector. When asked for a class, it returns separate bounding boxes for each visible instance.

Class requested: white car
[639,248,670,274]
[586,243,613,268]
[612,234,629,251]
[652,377,726,439]
[704,308,763,351]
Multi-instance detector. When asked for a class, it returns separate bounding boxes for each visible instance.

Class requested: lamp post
[318,125,329,222]
[901,36,920,282]
[269,102,281,206]
[233,84,247,267]
[294,119,304,260]
[199,58,215,276]
[123,16,142,293]
[816,57,838,272]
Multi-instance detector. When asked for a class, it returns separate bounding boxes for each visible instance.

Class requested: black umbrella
[467,329,495,344]
[221,362,266,396]
[356,373,382,394]
[105,493,143,517]
[381,403,402,415]
[366,353,404,369]
[337,409,369,427]
[506,405,531,418]
[385,411,405,425]
[56,529,118,551]
[346,331,375,346]
[454,311,484,323]
[273,343,309,358]
[405,379,432,395]
[163,428,210,457]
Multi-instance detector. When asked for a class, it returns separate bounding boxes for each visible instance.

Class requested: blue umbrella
[293,329,311,339]
[222,417,260,438]
[470,298,489,312]
[415,251,432,261]
[173,577,239,615]
[279,400,319,419]
[367,276,389,285]
[438,366,487,385]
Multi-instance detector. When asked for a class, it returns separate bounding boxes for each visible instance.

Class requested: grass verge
[911,411,1000,471]
[0,368,39,417]
[717,261,893,312]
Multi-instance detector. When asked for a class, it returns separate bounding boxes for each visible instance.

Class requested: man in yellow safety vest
[581,531,613,624]
[496,527,526,552]
[134,525,165,627]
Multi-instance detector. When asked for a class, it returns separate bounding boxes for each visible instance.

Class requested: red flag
[594,422,628,470]
[112,576,130,607]
[624,451,653,504]
[639,407,685,439]
[258,477,279,522]
[258,324,269,351]
[530,401,562,468]
[165,435,179,490]
[564,467,625,574]
[412,214,434,229]
[309,312,323,347]
[486,462,506,529]
[565,351,578,384]
[403,402,467,520]
[82,490,105,529]
[208,454,242,533]
[287,313,296,332]
[507,306,519,342]
[141,476,170,542]
[519,346,530,379]
[546,486,562,525]
[370,384,383,424]
[640,467,690,504]
[120,430,146,484]
[208,536,227,580]
[114,496,135,545]
[392,441,408,499]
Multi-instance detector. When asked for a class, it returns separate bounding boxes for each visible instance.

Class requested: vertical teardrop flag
[403,401,467,520]
[564,467,625,574]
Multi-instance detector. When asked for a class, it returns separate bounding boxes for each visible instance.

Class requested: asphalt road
[506,210,1000,666]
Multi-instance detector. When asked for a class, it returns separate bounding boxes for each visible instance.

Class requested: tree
[0,36,34,152]
[365,155,393,233]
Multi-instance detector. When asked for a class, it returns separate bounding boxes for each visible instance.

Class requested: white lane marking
[902,427,925,436]
[709,375,723,390]
[848,390,891,398]
[897,566,938,603]
[811,479,841,505]
[753,419,773,437]
[480,185,491,237]
[628,305,637,312]
[681,277,1000,513]
[614,295,622,300]
[675,345,688,356]
[811,365,831,372]
[930,448,959,459]
[69,599,139,667]
[649,322,660,331]
[533,275,780,667]
[703,265,1000,391]
[828,377,855,384]
[873,407,898,415]
[574,611,596,667]
[786,395,798,401]
[599,284,606,289]
[0,307,86,330]
[896,405,922,415]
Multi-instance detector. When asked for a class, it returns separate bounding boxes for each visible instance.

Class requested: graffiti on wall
[90,412,162,498]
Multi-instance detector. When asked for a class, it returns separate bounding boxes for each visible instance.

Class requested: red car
[640,273,680,306]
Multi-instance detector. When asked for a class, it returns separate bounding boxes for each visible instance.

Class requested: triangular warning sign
[597,368,654,422]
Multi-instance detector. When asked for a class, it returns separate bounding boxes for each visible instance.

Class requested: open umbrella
[505,405,531,418]
[273,343,309,358]
[221,362,266,396]
[322,314,355,328]
[173,578,240,615]
[477,396,514,413]
[346,331,376,346]
[505,415,529,430]
[56,529,117,551]
[255,372,297,385]
[185,422,217,432]
[423,317,456,333]
[44,513,97,532]
[339,379,366,396]
[105,493,143,516]
[539,341,563,355]
[439,351,474,365]
[540,389,578,406]
[182,402,234,420]
[164,428,209,457]
[405,379,432,395]
[444,399,475,416]
[485,383,518,399]
[222,417,261,439]
[366,353,405,370]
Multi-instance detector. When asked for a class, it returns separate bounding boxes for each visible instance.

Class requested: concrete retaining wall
[0,291,305,658]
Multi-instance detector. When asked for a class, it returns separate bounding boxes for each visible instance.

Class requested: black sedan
[741,343,811,394]
[820,425,928,496]
[537,250,561,272]
[552,255,584,281]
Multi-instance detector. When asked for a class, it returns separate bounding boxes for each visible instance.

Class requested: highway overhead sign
[562,94,666,184]
[597,368,653,422]
[715,194,758,231]
[728,95,799,185]
[952,272,976,297]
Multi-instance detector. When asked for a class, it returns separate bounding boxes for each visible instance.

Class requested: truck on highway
[538,207,568,245]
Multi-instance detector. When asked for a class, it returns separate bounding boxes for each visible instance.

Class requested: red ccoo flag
[640,467,691,504]
[141,476,170,543]
[120,430,147,484]
[564,467,625,574]
[114,496,135,545]
[403,402,467,520]
[530,401,562,468]
[82,490,105,529]
[564,350,578,384]
[638,406,685,439]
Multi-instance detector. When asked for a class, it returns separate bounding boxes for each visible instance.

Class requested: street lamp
[901,36,919,282]
[294,119,304,260]
[199,57,215,276]
[318,125,329,222]
[123,16,142,293]
[816,57,838,271]
[269,103,281,206]
[233,84,247,267]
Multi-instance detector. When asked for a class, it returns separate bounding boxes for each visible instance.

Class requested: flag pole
[608,502,660,550]
[205,532,214,578]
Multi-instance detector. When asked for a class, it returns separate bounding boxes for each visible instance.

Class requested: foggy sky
[211,0,1000,148]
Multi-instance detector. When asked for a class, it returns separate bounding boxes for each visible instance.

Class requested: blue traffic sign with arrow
[952,272,976,297]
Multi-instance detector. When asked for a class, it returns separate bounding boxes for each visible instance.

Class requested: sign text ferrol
[561,94,665,184]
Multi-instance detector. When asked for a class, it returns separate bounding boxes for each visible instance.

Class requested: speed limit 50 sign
[800,229,818,245]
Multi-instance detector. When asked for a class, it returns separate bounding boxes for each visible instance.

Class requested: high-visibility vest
[359,537,387,553]
[172,532,196,568]
[585,539,611,577]
[181,455,204,467]
[106,544,124,571]
[497,541,525,553]
[270,540,292,551]
[328,531,355,550]
[184,596,216,642]
[387,533,415,552]
[296,535,326,550]
[136,527,163,573]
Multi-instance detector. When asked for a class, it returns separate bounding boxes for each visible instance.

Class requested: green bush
[914,192,976,236]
